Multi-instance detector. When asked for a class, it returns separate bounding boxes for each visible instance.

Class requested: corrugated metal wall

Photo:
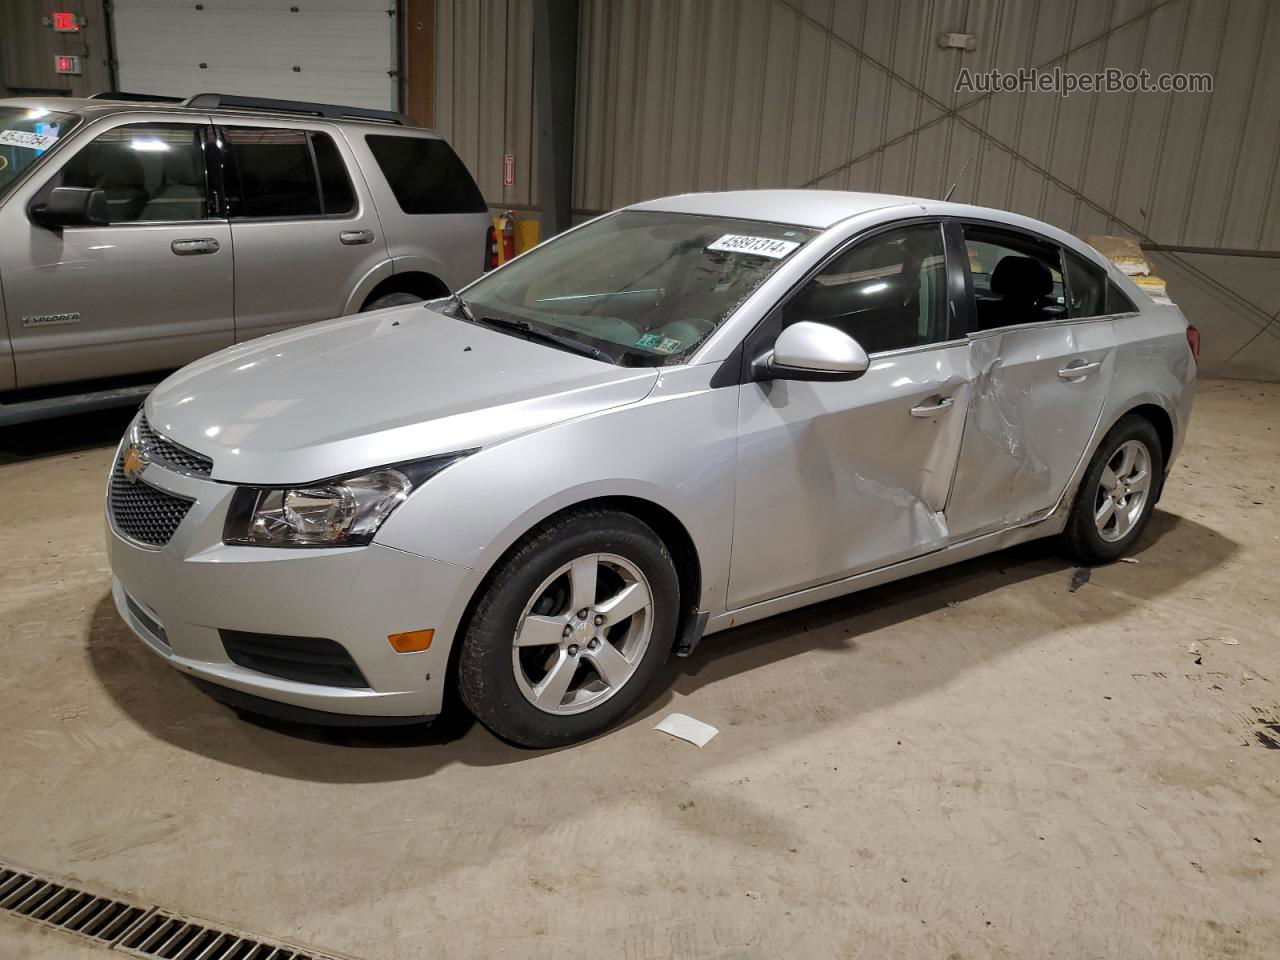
[432,0,1280,379]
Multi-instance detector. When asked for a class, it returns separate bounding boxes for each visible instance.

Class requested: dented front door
[728,342,971,610]
[946,320,1117,539]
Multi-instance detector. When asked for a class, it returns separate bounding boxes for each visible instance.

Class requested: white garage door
[111,0,396,111]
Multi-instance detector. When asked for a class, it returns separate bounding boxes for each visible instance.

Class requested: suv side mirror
[753,321,870,382]
[31,187,110,229]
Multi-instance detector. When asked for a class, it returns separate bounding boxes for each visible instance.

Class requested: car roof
[631,189,921,229]
[0,96,434,134]
[630,189,1110,265]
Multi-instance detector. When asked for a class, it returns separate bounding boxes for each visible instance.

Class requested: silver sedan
[106,190,1197,747]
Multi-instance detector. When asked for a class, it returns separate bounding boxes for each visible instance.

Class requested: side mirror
[753,321,870,382]
[31,187,110,229]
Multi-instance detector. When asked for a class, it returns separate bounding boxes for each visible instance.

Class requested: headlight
[223,453,469,547]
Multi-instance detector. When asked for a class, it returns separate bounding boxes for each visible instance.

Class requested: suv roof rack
[88,91,184,103]
[181,93,406,125]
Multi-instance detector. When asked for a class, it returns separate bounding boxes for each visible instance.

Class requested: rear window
[365,134,487,215]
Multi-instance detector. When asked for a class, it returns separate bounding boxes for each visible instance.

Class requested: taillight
[484,224,499,271]
[1186,324,1200,359]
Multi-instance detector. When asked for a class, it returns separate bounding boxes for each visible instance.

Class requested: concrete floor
[1,378,1277,960]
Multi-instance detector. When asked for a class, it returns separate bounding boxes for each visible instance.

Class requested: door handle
[1058,360,1101,380]
[171,238,219,255]
[339,229,375,245]
[910,396,954,418]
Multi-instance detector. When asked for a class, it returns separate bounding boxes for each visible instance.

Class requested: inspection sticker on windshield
[0,129,58,151]
[706,234,800,259]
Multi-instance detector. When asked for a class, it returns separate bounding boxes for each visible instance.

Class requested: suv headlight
[223,453,470,547]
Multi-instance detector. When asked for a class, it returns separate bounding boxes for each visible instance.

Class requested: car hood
[146,305,659,485]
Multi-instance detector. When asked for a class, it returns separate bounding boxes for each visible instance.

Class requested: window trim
[26,119,220,228]
[214,124,361,224]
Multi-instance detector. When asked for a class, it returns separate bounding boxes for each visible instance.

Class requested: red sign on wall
[53,12,80,32]
[503,154,515,187]
[54,55,82,75]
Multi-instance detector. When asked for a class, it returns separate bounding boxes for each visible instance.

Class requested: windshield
[0,106,80,200]
[457,210,819,365]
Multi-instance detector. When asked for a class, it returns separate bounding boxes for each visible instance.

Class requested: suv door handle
[339,229,375,245]
[171,238,220,255]
[1058,360,1101,380]
[910,396,954,418]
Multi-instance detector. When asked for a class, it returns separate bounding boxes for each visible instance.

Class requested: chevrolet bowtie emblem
[121,445,148,482]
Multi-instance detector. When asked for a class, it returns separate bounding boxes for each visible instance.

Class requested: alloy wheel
[512,553,654,715]
[1094,439,1152,543]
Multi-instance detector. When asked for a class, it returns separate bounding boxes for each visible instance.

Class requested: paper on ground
[655,713,719,747]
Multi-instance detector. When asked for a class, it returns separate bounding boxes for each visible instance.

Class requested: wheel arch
[1124,402,1174,471]
[447,495,705,680]
[359,271,451,310]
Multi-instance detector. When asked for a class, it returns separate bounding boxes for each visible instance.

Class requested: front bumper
[106,456,483,720]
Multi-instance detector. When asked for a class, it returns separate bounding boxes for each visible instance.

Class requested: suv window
[782,222,949,353]
[222,127,354,219]
[57,122,208,223]
[963,225,1066,329]
[1063,249,1108,318]
[365,134,487,214]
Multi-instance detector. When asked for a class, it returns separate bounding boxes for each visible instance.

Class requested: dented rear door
[945,319,1116,539]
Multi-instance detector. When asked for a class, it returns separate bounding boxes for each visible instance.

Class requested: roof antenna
[942,155,974,203]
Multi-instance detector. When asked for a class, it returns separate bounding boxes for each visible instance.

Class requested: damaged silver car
[107,190,1197,747]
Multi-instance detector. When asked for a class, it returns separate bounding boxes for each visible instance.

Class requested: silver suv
[0,93,490,425]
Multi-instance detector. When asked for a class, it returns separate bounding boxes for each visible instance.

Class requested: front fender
[375,364,739,618]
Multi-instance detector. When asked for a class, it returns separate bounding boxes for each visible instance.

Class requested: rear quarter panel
[341,128,488,292]
[1053,295,1195,521]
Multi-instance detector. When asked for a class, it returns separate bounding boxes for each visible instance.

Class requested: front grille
[137,416,214,477]
[109,453,194,547]
[221,630,370,689]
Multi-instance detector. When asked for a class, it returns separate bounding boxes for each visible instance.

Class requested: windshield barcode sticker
[0,129,58,150]
[706,234,801,259]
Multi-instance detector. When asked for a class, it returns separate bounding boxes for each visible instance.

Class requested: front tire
[457,508,679,747]
[1063,414,1164,564]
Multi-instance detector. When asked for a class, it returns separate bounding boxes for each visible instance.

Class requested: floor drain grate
[1,862,350,960]
[0,863,149,945]
[116,909,333,960]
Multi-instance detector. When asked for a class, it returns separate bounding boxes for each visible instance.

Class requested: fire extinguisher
[498,210,517,264]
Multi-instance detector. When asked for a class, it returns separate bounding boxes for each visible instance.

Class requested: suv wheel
[1063,415,1164,564]
[457,508,679,747]
[362,291,424,311]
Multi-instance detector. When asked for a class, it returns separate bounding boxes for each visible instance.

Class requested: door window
[56,122,208,223]
[1062,248,1108,318]
[781,222,949,354]
[963,225,1065,329]
[222,127,354,219]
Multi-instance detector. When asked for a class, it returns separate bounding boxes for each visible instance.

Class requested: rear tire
[457,508,679,748]
[361,291,424,311]
[1063,414,1164,564]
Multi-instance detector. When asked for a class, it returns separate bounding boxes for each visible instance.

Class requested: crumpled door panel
[729,342,971,609]
[946,322,1116,539]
